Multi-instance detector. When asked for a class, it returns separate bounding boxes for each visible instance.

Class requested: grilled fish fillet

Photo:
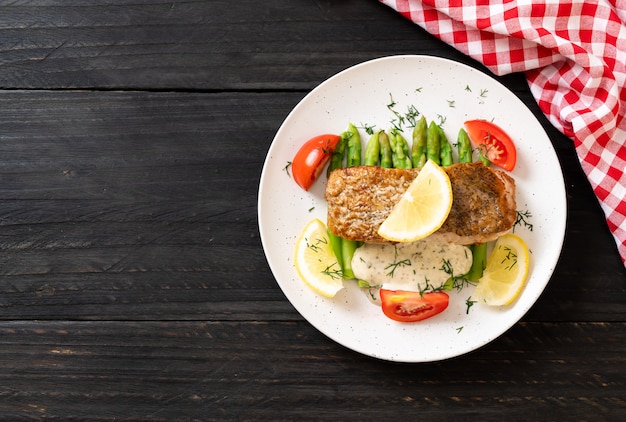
[326,163,516,245]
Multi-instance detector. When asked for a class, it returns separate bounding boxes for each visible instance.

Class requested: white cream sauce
[352,240,473,293]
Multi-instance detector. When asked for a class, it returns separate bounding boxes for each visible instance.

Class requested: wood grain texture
[0,0,623,420]
[0,321,624,420]
[0,0,492,91]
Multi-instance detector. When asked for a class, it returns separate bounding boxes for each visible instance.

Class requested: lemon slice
[377,159,453,242]
[294,219,344,297]
[474,234,530,306]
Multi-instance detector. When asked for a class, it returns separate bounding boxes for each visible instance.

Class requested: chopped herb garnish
[367,287,379,301]
[283,161,292,177]
[465,85,472,92]
[441,259,454,276]
[419,278,446,295]
[514,210,534,232]
[465,297,477,314]
[386,93,422,130]
[456,326,464,333]
[308,206,315,212]
[305,235,328,253]
[500,246,518,270]
[360,123,376,135]
[321,262,343,280]
[387,93,404,131]
[405,105,421,128]
[450,277,475,292]
[385,259,411,278]
[447,100,456,108]
[440,258,476,292]
[319,137,336,154]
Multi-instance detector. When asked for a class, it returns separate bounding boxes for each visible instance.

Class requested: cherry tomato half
[464,120,517,171]
[292,134,341,191]
[379,289,449,323]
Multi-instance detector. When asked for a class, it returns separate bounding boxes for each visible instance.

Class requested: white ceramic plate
[258,55,566,362]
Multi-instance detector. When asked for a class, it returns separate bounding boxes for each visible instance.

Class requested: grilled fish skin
[325,163,516,245]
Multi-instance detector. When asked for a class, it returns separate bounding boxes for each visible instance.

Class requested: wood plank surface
[0,0,455,90]
[0,0,623,420]
[0,321,623,420]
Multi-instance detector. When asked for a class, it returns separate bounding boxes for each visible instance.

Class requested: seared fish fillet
[326,163,516,245]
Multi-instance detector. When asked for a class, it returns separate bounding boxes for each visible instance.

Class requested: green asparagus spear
[345,123,361,167]
[389,130,412,169]
[466,243,487,282]
[456,128,472,164]
[327,123,356,277]
[438,126,453,167]
[378,131,393,168]
[426,121,441,165]
[411,115,428,168]
[341,123,361,279]
[327,214,345,275]
[327,227,343,272]
[364,131,381,166]
[478,148,491,167]
[327,133,347,176]
[341,238,359,279]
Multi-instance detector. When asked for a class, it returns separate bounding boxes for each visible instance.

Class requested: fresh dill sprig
[501,246,518,271]
[514,210,534,232]
[321,262,343,280]
[465,297,477,314]
[405,105,421,128]
[385,259,411,278]
[306,236,328,253]
[386,93,421,131]
[440,258,476,292]
[419,278,447,295]
[360,123,376,135]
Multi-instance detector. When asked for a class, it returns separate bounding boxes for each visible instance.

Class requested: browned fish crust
[325,163,517,245]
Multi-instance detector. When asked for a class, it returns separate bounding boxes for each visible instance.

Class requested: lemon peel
[377,159,453,242]
[294,219,344,298]
[474,233,530,306]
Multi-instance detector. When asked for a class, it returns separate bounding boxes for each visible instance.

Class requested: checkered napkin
[381,0,626,266]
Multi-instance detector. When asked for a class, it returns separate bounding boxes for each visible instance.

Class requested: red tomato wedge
[379,289,449,323]
[464,120,517,171]
[292,134,341,191]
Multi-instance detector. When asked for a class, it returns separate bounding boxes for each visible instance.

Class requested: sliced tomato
[291,134,341,191]
[464,120,517,171]
[379,289,449,323]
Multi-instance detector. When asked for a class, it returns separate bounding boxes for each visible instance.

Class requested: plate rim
[258,54,567,362]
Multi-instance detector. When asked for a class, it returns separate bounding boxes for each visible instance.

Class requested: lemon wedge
[474,234,530,306]
[294,219,344,298]
[377,159,453,242]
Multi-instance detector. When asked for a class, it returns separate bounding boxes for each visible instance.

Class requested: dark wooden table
[0,1,624,420]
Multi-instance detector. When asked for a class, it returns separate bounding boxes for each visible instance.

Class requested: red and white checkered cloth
[381,0,626,266]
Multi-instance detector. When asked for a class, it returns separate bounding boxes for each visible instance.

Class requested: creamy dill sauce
[352,240,473,293]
